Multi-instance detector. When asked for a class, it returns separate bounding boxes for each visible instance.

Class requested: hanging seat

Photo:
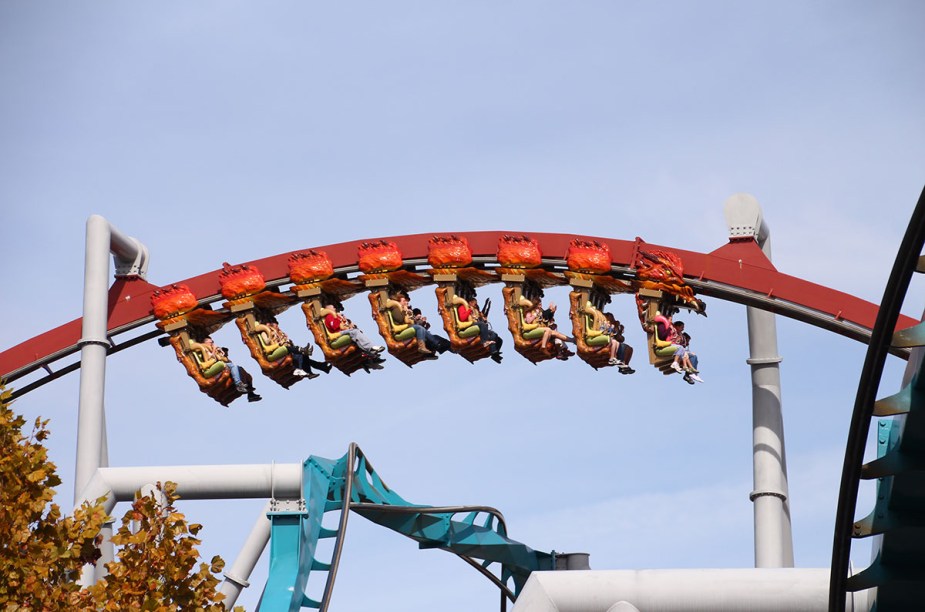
[433,287,491,363]
[367,287,431,368]
[638,290,679,375]
[500,285,558,365]
[232,306,302,389]
[299,300,370,376]
[165,328,249,406]
[567,290,613,370]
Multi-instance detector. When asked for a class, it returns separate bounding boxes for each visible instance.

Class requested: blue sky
[1,2,924,610]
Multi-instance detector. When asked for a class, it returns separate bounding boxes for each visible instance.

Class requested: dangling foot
[307,372,320,380]
[292,368,309,377]
[490,352,503,364]
[619,365,635,375]
[670,362,683,374]
[247,392,262,402]
[321,362,333,374]
[417,339,433,354]
[235,382,249,393]
[690,373,704,383]
[683,373,695,385]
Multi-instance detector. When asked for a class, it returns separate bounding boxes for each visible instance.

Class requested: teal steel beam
[257,444,555,611]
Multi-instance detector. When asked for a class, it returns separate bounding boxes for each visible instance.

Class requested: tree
[79,482,231,611]
[0,385,238,610]
[0,384,107,609]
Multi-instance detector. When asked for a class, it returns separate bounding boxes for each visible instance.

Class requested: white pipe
[74,216,113,503]
[74,216,148,505]
[77,463,301,586]
[75,463,304,510]
[219,501,272,609]
[724,194,794,567]
[511,569,867,612]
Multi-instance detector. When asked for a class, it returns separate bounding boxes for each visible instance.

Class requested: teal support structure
[848,356,925,608]
[257,444,555,611]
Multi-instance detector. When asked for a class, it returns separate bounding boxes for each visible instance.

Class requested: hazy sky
[1,2,924,610]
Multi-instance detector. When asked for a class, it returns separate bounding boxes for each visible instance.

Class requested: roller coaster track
[1,232,917,400]
[5,220,925,610]
[830,186,925,611]
[258,443,553,611]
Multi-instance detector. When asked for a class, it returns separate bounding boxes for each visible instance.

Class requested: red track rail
[1,232,916,383]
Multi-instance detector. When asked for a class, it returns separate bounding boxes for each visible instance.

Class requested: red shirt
[457,303,471,322]
[324,312,342,333]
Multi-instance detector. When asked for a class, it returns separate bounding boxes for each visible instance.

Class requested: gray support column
[74,215,149,501]
[724,194,794,568]
[73,215,148,585]
[219,502,272,609]
[74,216,115,504]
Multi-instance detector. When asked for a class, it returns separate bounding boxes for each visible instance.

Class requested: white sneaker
[371,345,385,353]
[690,373,704,383]
[293,368,308,377]
[670,362,683,373]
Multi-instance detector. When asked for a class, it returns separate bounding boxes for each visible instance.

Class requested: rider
[189,336,261,402]
[673,320,703,384]
[254,318,332,379]
[322,300,385,358]
[458,296,503,363]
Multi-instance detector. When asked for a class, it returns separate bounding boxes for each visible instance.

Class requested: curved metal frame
[3,232,917,398]
[829,186,925,611]
[272,443,542,612]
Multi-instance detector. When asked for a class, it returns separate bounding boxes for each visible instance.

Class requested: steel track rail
[829,186,925,611]
[6,263,905,399]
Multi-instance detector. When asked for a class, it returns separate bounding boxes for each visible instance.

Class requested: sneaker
[608,357,619,366]
[292,368,309,377]
[235,382,249,393]
[321,362,333,374]
[371,345,385,353]
[247,393,262,402]
[619,365,636,375]
[307,372,320,380]
[490,353,503,364]
[690,373,704,383]
[683,373,695,385]
[670,362,683,374]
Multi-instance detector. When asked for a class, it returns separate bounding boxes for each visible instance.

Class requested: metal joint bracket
[77,338,112,350]
[269,498,306,514]
[749,490,788,502]
[746,356,783,365]
[223,570,251,589]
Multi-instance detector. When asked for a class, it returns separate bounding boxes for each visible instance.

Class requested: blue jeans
[227,362,243,384]
[477,322,502,354]
[341,328,376,353]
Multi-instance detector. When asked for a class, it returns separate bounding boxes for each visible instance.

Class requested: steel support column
[725,194,794,567]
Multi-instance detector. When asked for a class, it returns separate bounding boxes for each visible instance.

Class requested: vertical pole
[74,215,148,585]
[724,194,794,568]
[219,502,272,610]
[74,216,112,504]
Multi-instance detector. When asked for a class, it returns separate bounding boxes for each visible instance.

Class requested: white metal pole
[74,215,148,502]
[74,215,148,585]
[74,216,114,504]
[724,194,794,568]
[219,501,272,609]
